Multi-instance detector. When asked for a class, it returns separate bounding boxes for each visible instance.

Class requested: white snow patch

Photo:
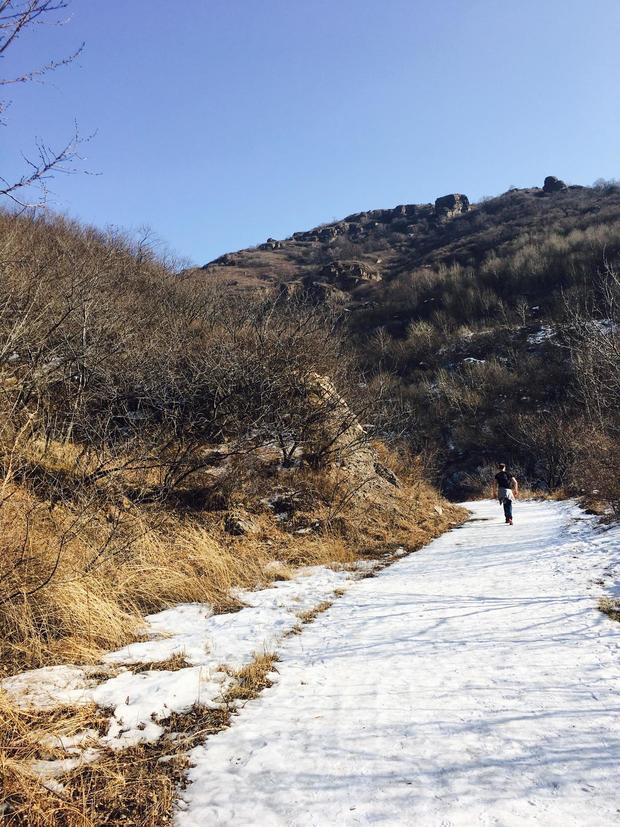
[1,665,107,710]
[30,747,100,780]
[527,324,556,344]
[39,729,100,753]
[2,565,355,752]
[591,318,620,334]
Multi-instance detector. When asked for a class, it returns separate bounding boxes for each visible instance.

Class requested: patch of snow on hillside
[527,324,555,344]
[1,565,356,761]
[592,318,620,334]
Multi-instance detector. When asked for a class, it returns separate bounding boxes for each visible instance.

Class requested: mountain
[194,177,620,498]
[195,176,616,306]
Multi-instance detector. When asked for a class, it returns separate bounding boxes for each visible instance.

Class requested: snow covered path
[177,500,620,827]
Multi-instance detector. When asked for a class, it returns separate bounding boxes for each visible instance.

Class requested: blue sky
[4,0,620,264]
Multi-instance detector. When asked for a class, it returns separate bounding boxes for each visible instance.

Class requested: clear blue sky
[4,0,620,264]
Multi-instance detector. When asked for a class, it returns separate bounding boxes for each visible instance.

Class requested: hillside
[196,177,618,304]
[195,177,620,498]
[0,208,465,824]
[1,180,620,823]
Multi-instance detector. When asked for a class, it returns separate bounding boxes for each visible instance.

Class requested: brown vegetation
[599,597,620,624]
[0,207,463,824]
[188,182,620,501]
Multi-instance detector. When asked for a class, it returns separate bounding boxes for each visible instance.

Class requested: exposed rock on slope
[191,178,597,305]
[194,191,474,298]
[434,193,470,219]
[543,175,568,193]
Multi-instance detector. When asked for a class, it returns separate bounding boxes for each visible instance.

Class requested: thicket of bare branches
[1,1,84,206]
[566,262,620,511]
[0,209,373,602]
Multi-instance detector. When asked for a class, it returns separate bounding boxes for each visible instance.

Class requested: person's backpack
[496,471,511,488]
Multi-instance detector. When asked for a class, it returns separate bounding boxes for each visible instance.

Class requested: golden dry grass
[0,435,466,825]
[0,653,280,826]
[599,597,620,623]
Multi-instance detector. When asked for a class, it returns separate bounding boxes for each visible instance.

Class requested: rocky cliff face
[191,177,590,307]
[434,193,470,219]
[205,192,470,270]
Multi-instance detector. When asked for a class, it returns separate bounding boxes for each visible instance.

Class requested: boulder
[318,260,381,288]
[224,511,258,536]
[259,239,283,250]
[203,252,238,268]
[434,194,470,219]
[373,462,400,487]
[318,227,339,241]
[391,204,418,219]
[543,176,568,193]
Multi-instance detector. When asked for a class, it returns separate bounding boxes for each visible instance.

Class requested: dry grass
[599,597,620,623]
[130,654,191,674]
[223,653,279,705]
[0,433,465,825]
[0,386,465,676]
[0,654,280,826]
[297,601,334,624]
[0,693,109,826]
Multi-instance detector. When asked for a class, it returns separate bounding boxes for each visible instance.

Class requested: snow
[527,325,556,344]
[38,729,100,752]
[30,748,100,780]
[1,565,355,756]
[1,665,107,710]
[176,499,620,827]
[94,666,229,747]
[105,567,352,671]
[591,318,620,335]
[526,318,619,347]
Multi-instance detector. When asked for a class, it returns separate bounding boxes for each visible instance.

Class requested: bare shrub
[509,411,580,490]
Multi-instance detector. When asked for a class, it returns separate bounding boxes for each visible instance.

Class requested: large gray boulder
[543,176,568,193]
[434,193,470,219]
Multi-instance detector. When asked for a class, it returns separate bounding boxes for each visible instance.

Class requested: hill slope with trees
[196,177,620,502]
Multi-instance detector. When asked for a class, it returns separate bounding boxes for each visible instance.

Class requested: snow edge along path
[176,499,620,827]
[1,566,359,757]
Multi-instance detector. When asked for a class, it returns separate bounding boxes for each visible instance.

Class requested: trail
[176,500,620,826]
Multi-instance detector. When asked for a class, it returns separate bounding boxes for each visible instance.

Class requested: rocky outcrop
[224,510,258,536]
[317,260,381,289]
[344,204,423,226]
[543,176,568,193]
[300,280,348,303]
[277,280,305,298]
[258,239,283,251]
[203,252,242,268]
[373,461,400,487]
[301,373,403,500]
[434,193,470,219]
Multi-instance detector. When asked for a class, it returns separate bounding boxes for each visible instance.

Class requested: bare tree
[510,411,580,490]
[0,1,85,206]
[566,260,620,434]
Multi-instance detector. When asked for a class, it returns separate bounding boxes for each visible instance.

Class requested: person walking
[493,463,518,525]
